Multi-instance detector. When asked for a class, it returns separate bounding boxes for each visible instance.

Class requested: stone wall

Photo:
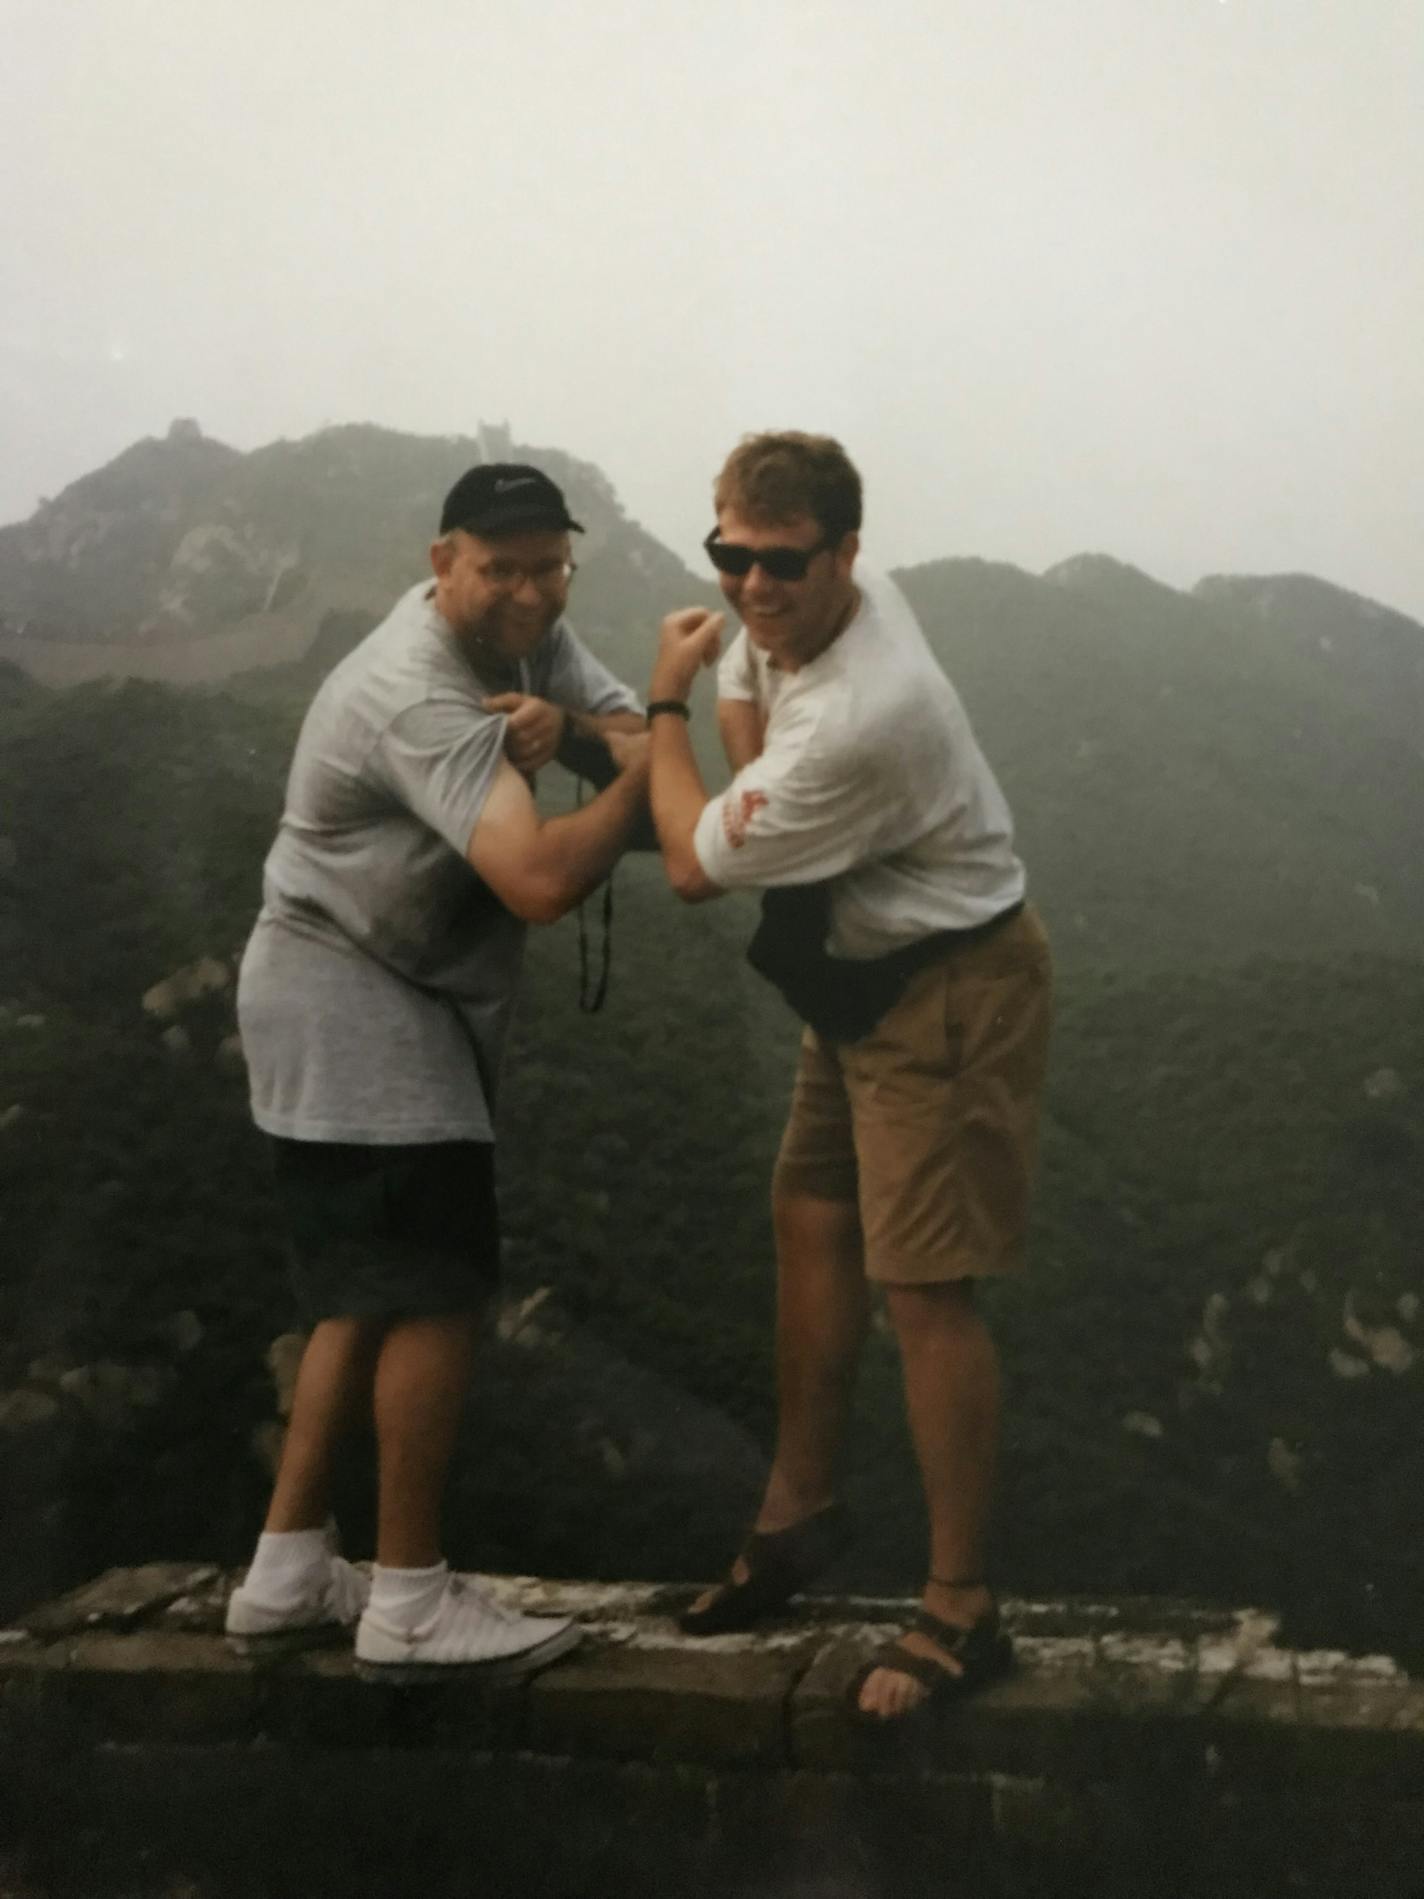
[2,1566,1422,1897]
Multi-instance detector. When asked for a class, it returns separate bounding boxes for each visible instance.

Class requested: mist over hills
[4,418,1421,692]
[2,418,1421,970]
[0,420,705,686]
[892,553,1424,966]
[2,425,1421,1654]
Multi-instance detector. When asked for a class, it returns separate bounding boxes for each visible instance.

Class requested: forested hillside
[896,556,1424,967]
[0,421,712,685]
[2,427,1420,1653]
[2,651,1420,1661]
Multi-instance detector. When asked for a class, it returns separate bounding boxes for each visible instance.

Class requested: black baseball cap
[439,463,585,538]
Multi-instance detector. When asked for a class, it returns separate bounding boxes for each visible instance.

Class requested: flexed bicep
[466,758,564,923]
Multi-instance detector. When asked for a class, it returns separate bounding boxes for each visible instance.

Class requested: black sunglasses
[703,529,835,582]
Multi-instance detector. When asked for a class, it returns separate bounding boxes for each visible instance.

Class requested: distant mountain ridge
[2,422,1421,969]
[892,551,1424,966]
[4,423,1421,684]
[0,420,706,686]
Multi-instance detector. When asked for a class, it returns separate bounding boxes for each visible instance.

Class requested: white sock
[244,1526,333,1602]
[370,1561,449,1630]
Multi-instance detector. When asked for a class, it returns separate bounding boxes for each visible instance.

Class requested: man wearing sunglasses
[228,463,648,1681]
[646,432,1052,1724]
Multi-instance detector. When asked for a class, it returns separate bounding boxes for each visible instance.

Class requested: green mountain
[895,554,1424,965]
[1,431,1421,1662]
[0,420,708,688]
[5,424,1422,967]
[0,420,241,641]
[2,670,1420,1658]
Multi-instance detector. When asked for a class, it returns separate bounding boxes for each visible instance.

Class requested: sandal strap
[849,1608,1013,1713]
[738,1501,851,1591]
[858,1638,957,1695]
[911,1606,1004,1676]
[680,1501,850,1636]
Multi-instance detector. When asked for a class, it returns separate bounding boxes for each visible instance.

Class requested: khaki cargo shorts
[772,905,1053,1284]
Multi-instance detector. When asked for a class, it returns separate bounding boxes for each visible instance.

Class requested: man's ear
[834,531,860,580]
[430,534,455,578]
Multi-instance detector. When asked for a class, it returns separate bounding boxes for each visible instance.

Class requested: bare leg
[758,1188,870,1528]
[690,1190,868,1611]
[372,1311,482,1569]
[857,1280,1000,1719]
[265,1317,385,1533]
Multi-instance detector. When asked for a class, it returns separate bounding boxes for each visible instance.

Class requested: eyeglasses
[703,530,834,583]
[473,557,577,593]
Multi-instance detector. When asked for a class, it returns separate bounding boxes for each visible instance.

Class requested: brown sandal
[679,1502,851,1636]
[849,1591,1013,1721]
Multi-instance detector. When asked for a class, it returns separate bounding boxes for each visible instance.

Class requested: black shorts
[268,1138,501,1325]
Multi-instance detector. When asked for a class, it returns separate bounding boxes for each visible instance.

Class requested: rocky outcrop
[148,523,305,635]
[141,957,231,1021]
[0,1321,205,1443]
[0,421,706,683]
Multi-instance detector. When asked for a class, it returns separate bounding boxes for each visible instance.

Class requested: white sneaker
[226,1555,371,1658]
[354,1573,581,1683]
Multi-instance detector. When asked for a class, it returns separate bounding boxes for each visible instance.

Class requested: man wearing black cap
[226,463,647,1680]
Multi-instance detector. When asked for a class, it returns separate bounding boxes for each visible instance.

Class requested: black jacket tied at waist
[746,882,1023,1043]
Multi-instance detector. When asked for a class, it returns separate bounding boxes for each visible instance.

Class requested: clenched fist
[484,693,567,775]
[604,728,651,776]
[650,607,725,705]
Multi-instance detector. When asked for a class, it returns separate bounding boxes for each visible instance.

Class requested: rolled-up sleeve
[373,701,507,856]
[716,629,758,704]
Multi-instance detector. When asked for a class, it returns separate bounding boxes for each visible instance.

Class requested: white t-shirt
[695,570,1025,959]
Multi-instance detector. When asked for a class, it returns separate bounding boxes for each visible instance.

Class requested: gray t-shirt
[237,582,639,1144]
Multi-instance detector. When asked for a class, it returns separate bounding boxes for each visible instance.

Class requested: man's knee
[883,1277,981,1339]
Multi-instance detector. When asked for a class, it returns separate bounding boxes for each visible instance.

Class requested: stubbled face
[430,526,573,662]
[713,508,858,671]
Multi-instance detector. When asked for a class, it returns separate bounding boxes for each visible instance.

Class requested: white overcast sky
[3,0,1421,617]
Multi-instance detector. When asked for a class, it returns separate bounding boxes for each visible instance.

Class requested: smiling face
[430,526,573,663]
[713,507,860,671]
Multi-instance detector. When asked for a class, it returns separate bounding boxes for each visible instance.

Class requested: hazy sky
[3,0,1421,616]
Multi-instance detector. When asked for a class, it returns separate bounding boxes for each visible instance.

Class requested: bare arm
[647,608,727,904]
[466,745,650,924]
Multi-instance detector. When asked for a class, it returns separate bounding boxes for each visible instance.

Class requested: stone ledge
[4,1570,1424,1897]
[2,1563,1419,1786]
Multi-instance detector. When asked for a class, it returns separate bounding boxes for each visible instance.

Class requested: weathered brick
[4,1568,1421,1898]
[990,1772,1100,1860]
[528,1639,806,1766]
[52,1630,258,1742]
[21,1563,221,1636]
[273,1645,532,1752]
[0,1632,70,1739]
[718,1765,996,1897]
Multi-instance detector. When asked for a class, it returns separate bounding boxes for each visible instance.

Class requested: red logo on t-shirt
[723,788,768,849]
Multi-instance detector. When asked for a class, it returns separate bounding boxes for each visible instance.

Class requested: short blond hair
[713,432,862,543]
